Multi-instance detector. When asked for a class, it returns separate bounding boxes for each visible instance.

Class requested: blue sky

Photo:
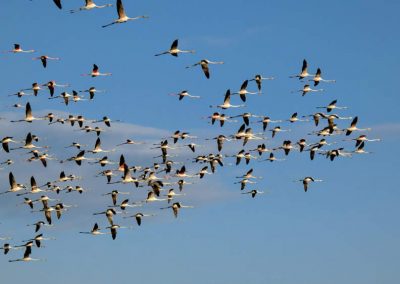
[0,0,399,283]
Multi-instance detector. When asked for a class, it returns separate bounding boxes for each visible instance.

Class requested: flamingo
[287,112,309,123]
[62,150,95,166]
[298,177,323,192]
[296,139,308,152]
[165,189,185,204]
[71,91,88,103]
[49,91,72,106]
[307,145,321,161]
[176,179,193,192]
[5,44,35,53]
[32,203,64,225]
[186,59,224,79]
[27,221,52,233]
[17,176,48,196]
[206,135,231,152]
[290,59,312,79]
[145,191,167,203]
[210,89,245,109]
[250,143,272,156]
[93,208,119,225]
[236,168,262,180]
[352,142,372,155]
[33,55,60,68]
[82,64,112,77]
[93,116,120,127]
[1,137,19,153]
[42,81,69,97]
[344,134,381,147]
[54,171,81,183]
[21,82,42,96]
[65,142,86,150]
[79,87,105,100]
[317,100,347,113]
[242,189,265,198]
[79,223,107,235]
[23,234,55,248]
[8,91,32,98]
[344,116,371,136]
[302,112,325,127]
[10,132,45,151]
[270,126,290,138]
[9,244,43,262]
[107,224,129,240]
[174,165,194,178]
[1,243,22,255]
[161,202,193,218]
[260,152,285,162]
[123,213,155,226]
[310,68,336,86]
[155,39,195,57]
[235,178,257,191]
[89,137,115,154]
[249,74,274,93]
[102,0,149,28]
[96,169,117,183]
[170,90,200,100]
[321,148,351,161]
[70,0,112,13]
[90,156,115,167]
[231,112,260,126]
[232,80,258,102]
[0,172,26,195]
[256,116,282,131]
[196,166,211,179]
[10,102,45,123]
[116,139,144,146]
[0,159,14,169]
[103,190,130,206]
[109,199,140,210]
[274,140,296,156]
[109,164,140,187]
[292,84,323,96]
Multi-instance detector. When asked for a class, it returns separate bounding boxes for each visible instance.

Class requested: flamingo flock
[0,0,380,263]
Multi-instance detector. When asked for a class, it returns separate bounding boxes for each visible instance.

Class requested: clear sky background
[0,0,399,283]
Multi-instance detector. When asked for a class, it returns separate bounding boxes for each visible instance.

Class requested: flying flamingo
[10,102,45,123]
[292,84,323,96]
[102,0,149,28]
[344,116,371,136]
[343,134,381,147]
[79,87,105,100]
[310,68,336,86]
[232,80,258,102]
[290,59,312,80]
[82,64,112,77]
[155,39,195,57]
[210,89,245,109]
[241,189,265,198]
[249,74,274,93]
[186,59,224,79]
[161,202,193,218]
[317,100,348,113]
[33,55,60,68]
[4,44,35,53]
[170,90,200,100]
[70,0,112,13]
[298,177,323,192]
[79,223,108,236]
[42,81,69,97]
